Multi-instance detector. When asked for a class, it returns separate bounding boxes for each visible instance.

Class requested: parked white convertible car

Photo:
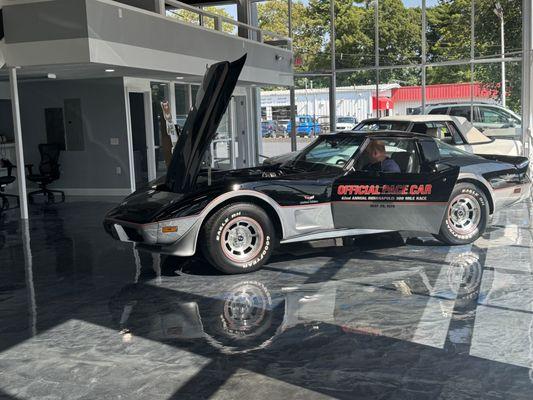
[354,115,523,156]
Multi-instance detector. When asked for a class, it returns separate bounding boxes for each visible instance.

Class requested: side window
[424,122,449,140]
[425,121,464,145]
[477,107,509,124]
[411,123,428,134]
[446,122,465,144]
[357,138,420,174]
[428,107,447,115]
[448,106,471,120]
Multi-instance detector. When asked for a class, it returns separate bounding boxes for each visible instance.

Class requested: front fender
[155,190,289,257]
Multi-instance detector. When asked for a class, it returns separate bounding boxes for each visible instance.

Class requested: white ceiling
[0,62,206,83]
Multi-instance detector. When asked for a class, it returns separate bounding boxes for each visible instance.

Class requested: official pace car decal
[332,167,459,204]
[337,183,433,201]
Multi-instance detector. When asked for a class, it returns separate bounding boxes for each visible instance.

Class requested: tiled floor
[0,197,531,399]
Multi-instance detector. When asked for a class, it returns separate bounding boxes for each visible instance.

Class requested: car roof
[425,101,492,107]
[375,115,468,123]
[323,130,432,139]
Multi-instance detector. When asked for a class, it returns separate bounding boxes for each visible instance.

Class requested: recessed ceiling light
[176,76,184,80]
[105,69,115,72]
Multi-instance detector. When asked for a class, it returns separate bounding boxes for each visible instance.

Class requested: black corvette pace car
[104,55,531,274]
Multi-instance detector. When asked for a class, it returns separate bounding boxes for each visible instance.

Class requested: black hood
[165,55,247,193]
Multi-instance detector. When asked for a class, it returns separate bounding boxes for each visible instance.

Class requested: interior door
[129,92,149,188]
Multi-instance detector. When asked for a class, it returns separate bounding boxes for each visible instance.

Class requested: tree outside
[256,0,522,113]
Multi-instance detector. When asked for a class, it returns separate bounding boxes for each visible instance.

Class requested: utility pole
[288,0,297,151]
[329,0,336,132]
[494,2,506,107]
[311,80,316,125]
[304,79,308,115]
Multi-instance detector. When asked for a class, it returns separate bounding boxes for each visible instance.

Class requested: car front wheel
[200,203,276,274]
[435,183,488,245]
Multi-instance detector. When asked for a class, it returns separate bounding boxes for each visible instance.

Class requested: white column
[154,0,165,15]
[9,67,29,220]
[123,84,136,193]
[522,0,533,162]
[168,82,177,123]
[186,84,193,110]
[22,220,36,336]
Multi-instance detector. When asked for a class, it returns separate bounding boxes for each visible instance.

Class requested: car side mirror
[507,118,516,128]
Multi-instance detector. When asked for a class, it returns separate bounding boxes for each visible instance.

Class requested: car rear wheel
[200,203,276,274]
[435,183,488,245]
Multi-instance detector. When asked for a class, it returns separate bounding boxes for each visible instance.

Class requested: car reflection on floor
[111,244,484,355]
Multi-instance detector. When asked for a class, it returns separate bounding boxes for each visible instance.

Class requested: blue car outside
[286,115,321,137]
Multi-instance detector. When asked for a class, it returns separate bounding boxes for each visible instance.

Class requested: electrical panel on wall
[44,99,85,151]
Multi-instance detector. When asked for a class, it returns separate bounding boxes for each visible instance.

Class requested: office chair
[0,159,20,211]
[26,143,65,204]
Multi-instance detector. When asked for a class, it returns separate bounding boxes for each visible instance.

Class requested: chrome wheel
[447,252,482,298]
[447,194,481,236]
[222,282,270,336]
[221,216,264,263]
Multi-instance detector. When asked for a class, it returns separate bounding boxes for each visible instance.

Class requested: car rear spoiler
[480,154,529,174]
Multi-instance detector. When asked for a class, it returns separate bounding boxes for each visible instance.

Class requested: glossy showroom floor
[0,197,532,400]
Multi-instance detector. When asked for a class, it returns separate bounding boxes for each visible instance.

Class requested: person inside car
[363,140,401,173]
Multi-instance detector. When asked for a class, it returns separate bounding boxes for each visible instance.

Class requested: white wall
[18,78,132,194]
[0,82,10,99]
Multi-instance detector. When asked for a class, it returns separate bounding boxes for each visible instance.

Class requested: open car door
[331,137,459,234]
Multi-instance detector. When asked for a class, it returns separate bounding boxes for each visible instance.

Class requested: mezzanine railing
[163,0,291,50]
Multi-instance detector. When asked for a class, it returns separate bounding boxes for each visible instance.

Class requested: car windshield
[292,135,364,170]
[338,117,355,123]
[356,121,410,131]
